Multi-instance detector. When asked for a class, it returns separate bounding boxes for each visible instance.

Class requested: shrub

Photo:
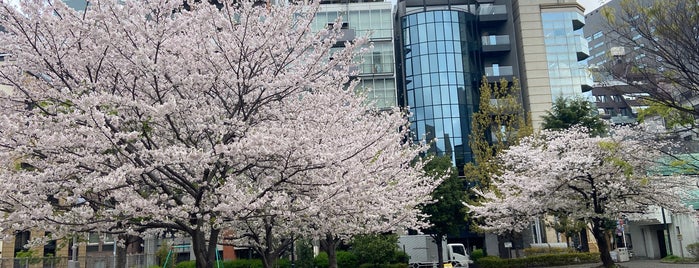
[174,261,195,268]
[295,239,315,268]
[523,246,576,256]
[336,251,359,268]
[314,252,329,268]
[358,263,408,268]
[470,248,485,261]
[476,253,599,268]
[393,251,410,264]
[687,242,699,261]
[225,259,264,268]
[351,234,399,265]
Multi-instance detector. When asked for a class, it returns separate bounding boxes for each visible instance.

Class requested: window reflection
[401,10,479,167]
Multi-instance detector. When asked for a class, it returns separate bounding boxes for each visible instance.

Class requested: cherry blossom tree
[468,126,694,268]
[0,1,436,268]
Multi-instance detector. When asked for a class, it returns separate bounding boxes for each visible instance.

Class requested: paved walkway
[547,259,699,268]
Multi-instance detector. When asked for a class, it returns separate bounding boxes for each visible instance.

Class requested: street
[548,259,699,268]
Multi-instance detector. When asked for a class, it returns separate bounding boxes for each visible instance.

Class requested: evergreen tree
[541,97,606,136]
[421,155,468,268]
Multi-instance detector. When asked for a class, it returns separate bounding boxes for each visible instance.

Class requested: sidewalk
[549,259,699,268]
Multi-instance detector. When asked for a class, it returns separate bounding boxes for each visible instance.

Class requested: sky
[579,0,612,14]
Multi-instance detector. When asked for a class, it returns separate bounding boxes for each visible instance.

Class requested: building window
[593,31,603,39]
[596,95,606,102]
[14,231,31,255]
[620,107,632,116]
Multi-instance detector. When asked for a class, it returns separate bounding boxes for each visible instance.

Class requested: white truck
[397,235,472,268]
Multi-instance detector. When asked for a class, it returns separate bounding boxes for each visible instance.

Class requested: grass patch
[660,255,699,263]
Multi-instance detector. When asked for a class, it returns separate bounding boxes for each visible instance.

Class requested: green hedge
[476,253,600,268]
[174,259,290,268]
[358,263,408,268]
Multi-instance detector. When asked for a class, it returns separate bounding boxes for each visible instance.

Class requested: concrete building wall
[513,0,589,129]
[512,0,553,129]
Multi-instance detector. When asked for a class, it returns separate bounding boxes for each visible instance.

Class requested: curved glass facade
[401,10,480,168]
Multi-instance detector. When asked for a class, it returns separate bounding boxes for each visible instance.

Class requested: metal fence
[0,254,158,268]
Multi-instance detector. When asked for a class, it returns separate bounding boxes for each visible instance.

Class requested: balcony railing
[481,35,510,52]
[485,65,513,77]
[478,4,507,22]
[574,34,590,61]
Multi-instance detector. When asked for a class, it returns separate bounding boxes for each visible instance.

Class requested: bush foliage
[476,253,600,268]
[687,242,699,261]
[523,247,576,256]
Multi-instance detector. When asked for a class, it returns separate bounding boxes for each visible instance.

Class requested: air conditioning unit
[610,47,626,56]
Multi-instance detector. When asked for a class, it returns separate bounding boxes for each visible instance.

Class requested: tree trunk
[320,234,339,268]
[193,229,221,268]
[115,235,128,268]
[591,218,615,268]
[432,234,445,268]
[261,220,278,268]
[115,234,141,268]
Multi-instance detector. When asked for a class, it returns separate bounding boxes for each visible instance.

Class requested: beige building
[513,0,592,129]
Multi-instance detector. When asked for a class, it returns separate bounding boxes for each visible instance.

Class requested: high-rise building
[583,0,654,123]
[312,0,397,109]
[393,0,526,169]
[393,0,591,255]
[394,0,591,170]
[512,0,592,128]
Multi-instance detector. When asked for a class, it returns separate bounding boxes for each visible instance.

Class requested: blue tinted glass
[427,26,436,42]
[451,23,460,40]
[417,13,425,24]
[445,41,454,53]
[443,118,453,136]
[441,86,450,103]
[431,73,440,85]
[432,89,441,105]
[418,24,427,42]
[433,105,442,118]
[415,89,424,106]
[435,11,443,22]
[425,105,434,118]
[437,41,446,53]
[436,139,445,153]
[443,23,452,39]
[452,119,461,137]
[422,74,431,86]
[425,12,434,23]
[428,42,437,54]
[423,87,432,104]
[435,119,444,137]
[435,23,445,41]
[408,15,417,26]
[408,90,415,106]
[410,26,419,43]
[417,120,426,136]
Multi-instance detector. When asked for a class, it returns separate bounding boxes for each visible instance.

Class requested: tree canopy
[420,155,467,268]
[464,78,532,192]
[0,1,437,268]
[603,0,699,127]
[541,97,606,136]
[468,125,694,268]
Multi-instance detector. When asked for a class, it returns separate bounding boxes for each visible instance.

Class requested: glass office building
[395,0,518,170]
[312,1,397,109]
[399,9,480,168]
[541,11,591,99]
